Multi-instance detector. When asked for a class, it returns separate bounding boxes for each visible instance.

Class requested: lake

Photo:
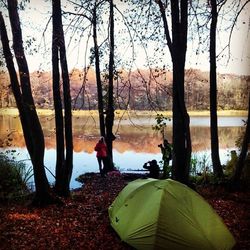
[0,113,247,189]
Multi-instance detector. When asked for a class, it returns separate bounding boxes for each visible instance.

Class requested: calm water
[0,114,246,189]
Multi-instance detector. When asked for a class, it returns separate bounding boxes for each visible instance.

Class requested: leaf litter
[0,173,249,250]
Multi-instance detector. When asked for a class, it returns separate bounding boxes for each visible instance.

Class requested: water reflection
[0,114,245,154]
[0,123,244,152]
[0,114,246,188]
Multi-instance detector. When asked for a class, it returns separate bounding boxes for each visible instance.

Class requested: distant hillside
[0,68,249,110]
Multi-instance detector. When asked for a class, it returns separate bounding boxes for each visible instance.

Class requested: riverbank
[0,107,248,118]
[0,173,249,249]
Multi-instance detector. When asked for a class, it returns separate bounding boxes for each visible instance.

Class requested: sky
[0,0,250,76]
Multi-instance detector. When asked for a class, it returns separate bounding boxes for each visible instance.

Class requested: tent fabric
[109,178,236,250]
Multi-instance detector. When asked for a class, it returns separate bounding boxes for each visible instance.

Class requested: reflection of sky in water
[189,117,246,127]
[113,150,162,171]
[1,146,238,190]
[116,116,247,127]
[117,116,246,127]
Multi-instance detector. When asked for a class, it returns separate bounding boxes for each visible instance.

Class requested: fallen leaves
[8,213,40,220]
[0,174,249,250]
[198,186,250,250]
[0,174,130,250]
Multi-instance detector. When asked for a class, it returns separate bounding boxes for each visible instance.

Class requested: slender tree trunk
[93,2,105,137]
[52,0,73,197]
[172,63,191,184]
[210,0,223,178]
[59,23,73,196]
[52,0,65,194]
[231,94,250,187]
[105,0,115,163]
[0,6,54,206]
[158,0,191,184]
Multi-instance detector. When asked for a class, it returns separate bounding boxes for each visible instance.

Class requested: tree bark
[52,0,65,195]
[158,0,191,185]
[60,24,73,197]
[52,0,73,197]
[105,0,115,165]
[93,1,106,137]
[210,0,223,178]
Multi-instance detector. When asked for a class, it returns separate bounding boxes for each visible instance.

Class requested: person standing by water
[94,137,108,177]
[158,139,172,178]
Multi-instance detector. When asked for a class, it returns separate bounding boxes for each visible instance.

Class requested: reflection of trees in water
[0,115,245,153]
[218,127,244,148]
[191,127,244,151]
[114,126,244,153]
[190,127,210,151]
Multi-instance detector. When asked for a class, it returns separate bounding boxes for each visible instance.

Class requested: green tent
[109,178,235,250]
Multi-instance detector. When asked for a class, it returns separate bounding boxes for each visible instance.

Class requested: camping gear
[109,178,235,250]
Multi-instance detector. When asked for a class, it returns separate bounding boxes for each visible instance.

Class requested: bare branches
[61,10,91,22]
[225,0,250,64]
[113,5,136,69]
[38,16,52,53]
[156,0,173,56]
[72,27,93,110]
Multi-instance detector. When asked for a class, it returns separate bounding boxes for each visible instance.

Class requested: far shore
[0,107,247,118]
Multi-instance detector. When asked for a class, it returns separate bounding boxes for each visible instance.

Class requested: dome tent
[109,178,235,250]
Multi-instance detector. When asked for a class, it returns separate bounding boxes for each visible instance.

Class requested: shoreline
[0,108,248,117]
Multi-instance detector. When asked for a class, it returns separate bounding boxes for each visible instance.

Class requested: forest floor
[0,173,249,250]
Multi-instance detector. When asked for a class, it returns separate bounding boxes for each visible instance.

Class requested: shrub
[0,153,32,201]
[224,150,238,178]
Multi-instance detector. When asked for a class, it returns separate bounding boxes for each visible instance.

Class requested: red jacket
[94,141,107,158]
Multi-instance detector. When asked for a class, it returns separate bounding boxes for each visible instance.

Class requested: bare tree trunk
[60,24,73,197]
[105,0,115,168]
[52,0,66,195]
[210,0,223,178]
[0,5,54,206]
[157,0,191,185]
[52,0,73,197]
[93,1,105,137]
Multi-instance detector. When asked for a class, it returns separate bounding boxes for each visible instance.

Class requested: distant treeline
[0,68,249,110]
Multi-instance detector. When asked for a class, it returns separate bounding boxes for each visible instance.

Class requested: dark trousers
[97,157,107,176]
